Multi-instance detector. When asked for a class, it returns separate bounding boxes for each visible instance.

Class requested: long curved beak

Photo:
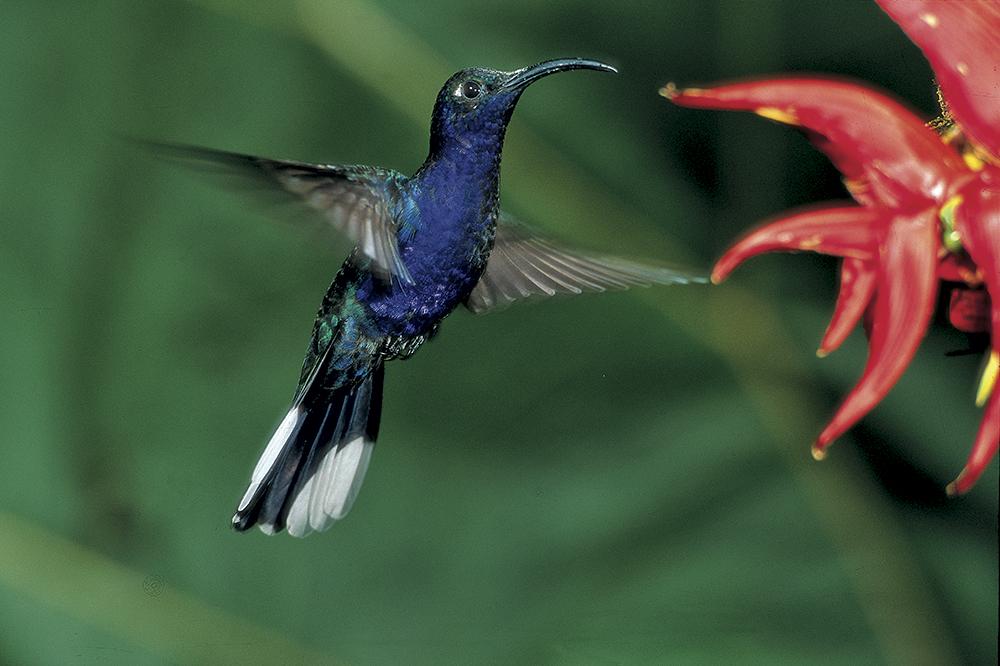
[501,58,617,91]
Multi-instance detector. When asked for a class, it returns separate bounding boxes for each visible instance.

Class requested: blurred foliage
[0,0,996,664]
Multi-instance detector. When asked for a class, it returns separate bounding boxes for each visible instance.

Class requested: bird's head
[427,58,616,162]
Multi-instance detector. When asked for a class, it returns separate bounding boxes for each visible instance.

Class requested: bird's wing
[143,141,413,284]
[465,214,707,314]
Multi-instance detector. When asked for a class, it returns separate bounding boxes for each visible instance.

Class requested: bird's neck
[413,141,504,233]
[420,113,509,181]
[421,125,506,176]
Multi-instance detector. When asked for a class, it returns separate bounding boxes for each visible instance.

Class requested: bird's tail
[232,363,384,537]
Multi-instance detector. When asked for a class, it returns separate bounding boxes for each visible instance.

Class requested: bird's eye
[460,80,482,100]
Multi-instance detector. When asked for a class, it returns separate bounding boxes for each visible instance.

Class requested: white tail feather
[236,406,303,513]
[285,435,374,537]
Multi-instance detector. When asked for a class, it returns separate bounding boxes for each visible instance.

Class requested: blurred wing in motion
[142,140,413,284]
[466,215,707,314]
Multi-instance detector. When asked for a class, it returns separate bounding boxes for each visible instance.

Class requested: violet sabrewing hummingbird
[151,59,704,536]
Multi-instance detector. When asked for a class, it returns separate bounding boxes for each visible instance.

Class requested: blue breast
[354,166,498,338]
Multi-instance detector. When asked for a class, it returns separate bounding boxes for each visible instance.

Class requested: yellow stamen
[755,106,799,126]
[927,84,954,133]
[975,348,998,408]
[657,83,677,98]
[938,195,965,254]
[963,149,986,172]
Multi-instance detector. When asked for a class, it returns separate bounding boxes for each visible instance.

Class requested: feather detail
[466,217,707,313]
[233,364,384,536]
[140,140,413,284]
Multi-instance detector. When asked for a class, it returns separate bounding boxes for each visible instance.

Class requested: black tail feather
[233,364,384,536]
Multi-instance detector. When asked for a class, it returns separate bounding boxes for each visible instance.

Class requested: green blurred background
[1,0,996,664]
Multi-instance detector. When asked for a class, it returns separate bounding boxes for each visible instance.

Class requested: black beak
[500,58,617,91]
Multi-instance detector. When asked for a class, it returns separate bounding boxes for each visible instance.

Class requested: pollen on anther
[797,235,823,251]
[756,106,799,126]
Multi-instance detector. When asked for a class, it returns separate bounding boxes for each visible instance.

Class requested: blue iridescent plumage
[151,59,705,536]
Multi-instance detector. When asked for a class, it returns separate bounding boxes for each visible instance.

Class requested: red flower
[664,0,999,494]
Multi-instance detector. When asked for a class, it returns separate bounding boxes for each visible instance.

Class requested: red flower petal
[877,0,1000,162]
[954,175,1000,310]
[667,78,968,208]
[819,257,878,356]
[813,209,940,455]
[667,42,999,491]
[948,174,1000,493]
[949,386,999,495]
[949,288,992,333]
[937,252,982,285]
[712,206,880,283]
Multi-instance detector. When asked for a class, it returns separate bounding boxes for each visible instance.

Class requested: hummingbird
[150,58,704,537]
